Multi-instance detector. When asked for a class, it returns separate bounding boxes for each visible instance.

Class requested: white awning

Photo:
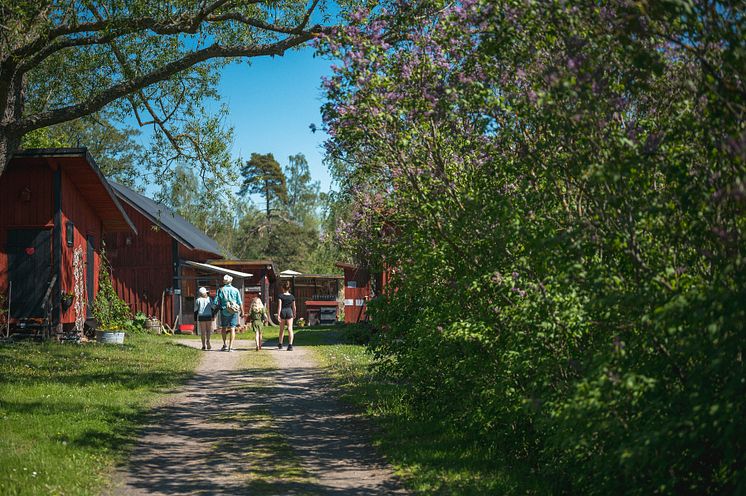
[280,269,302,276]
[183,260,252,279]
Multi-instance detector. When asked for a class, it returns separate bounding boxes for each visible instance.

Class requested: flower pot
[95,330,125,344]
[61,295,74,312]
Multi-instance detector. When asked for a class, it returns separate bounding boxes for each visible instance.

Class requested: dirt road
[107,339,405,495]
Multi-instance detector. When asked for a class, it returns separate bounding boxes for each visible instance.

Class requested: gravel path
[106,339,406,495]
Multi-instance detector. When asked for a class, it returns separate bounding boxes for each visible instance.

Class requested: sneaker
[255,345,259,351]
[201,346,206,351]
[221,344,227,351]
[277,343,283,350]
[207,344,212,350]
[287,344,294,351]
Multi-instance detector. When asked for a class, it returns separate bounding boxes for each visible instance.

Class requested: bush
[92,250,133,332]
[320,2,745,493]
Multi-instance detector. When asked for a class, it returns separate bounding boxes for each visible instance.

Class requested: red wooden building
[0,148,136,335]
[335,263,391,323]
[105,182,235,329]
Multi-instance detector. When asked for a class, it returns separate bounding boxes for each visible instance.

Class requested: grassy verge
[0,333,200,496]
[307,325,537,495]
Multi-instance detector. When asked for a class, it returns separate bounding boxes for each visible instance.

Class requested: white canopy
[183,260,252,279]
[280,269,302,276]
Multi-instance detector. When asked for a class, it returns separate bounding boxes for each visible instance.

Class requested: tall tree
[284,152,320,226]
[161,164,238,250]
[239,152,288,220]
[0,0,324,171]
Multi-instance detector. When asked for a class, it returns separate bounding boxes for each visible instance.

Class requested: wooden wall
[341,267,371,324]
[59,168,102,324]
[104,202,174,324]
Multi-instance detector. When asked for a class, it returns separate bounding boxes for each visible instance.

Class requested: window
[65,221,74,246]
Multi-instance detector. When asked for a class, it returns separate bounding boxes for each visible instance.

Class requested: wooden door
[7,228,52,319]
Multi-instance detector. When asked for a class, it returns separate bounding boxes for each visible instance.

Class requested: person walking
[214,274,243,352]
[276,280,296,351]
[194,287,214,351]
[249,296,268,351]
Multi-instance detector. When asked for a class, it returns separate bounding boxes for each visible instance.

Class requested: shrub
[319,1,745,493]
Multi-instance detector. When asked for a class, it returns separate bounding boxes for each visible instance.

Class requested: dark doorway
[7,229,52,319]
[86,235,95,318]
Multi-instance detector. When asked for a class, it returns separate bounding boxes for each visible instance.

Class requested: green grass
[0,333,200,496]
[308,325,539,495]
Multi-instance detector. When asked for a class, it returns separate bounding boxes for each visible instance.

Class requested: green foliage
[165,152,343,273]
[319,1,746,494]
[310,326,525,494]
[285,153,321,226]
[21,110,144,185]
[93,251,134,331]
[2,0,322,172]
[239,152,289,219]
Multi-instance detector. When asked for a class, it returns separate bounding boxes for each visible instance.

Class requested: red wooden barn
[335,263,391,323]
[105,182,240,329]
[0,148,136,335]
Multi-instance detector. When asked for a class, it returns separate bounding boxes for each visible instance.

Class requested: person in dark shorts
[276,280,296,351]
[214,275,243,352]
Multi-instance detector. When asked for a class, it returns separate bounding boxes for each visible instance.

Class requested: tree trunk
[265,178,270,221]
[0,68,24,174]
[0,131,21,174]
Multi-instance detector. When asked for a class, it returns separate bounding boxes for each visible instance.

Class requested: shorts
[220,312,239,328]
[280,308,294,320]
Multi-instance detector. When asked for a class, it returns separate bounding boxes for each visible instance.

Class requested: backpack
[220,288,240,314]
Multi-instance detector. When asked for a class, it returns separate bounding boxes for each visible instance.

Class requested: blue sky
[217,46,334,194]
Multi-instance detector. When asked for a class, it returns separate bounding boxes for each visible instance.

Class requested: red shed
[0,148,136,336]
[335,263,391,324]
[279,272,343,324]
[104,182,232,329]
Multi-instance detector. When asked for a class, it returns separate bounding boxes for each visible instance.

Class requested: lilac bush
[319,1,744,493]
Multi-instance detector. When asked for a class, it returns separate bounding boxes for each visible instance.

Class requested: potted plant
[92,253,131,344]
[61,291,74,312]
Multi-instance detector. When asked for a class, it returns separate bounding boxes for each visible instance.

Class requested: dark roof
[12,148,136,233]
[109,181,224,256]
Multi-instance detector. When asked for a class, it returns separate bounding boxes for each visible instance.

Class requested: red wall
[105,202,174,323]
[0,162,54,293]
[342,267,371,323]
[59,168,102,324]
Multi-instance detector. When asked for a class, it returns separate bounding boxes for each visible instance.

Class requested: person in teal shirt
[214,274,243,351]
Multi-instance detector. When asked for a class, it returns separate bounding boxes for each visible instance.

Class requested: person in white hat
[214,274,243,351]
[194,287,214,351]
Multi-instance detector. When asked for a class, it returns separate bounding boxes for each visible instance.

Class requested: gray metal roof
[109,181,224,256]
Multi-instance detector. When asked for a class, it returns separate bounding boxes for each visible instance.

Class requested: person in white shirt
[194,287,214,351]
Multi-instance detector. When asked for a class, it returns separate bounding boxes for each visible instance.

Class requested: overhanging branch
[12,30,320,135]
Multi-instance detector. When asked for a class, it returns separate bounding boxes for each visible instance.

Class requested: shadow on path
[107,340,405,496]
